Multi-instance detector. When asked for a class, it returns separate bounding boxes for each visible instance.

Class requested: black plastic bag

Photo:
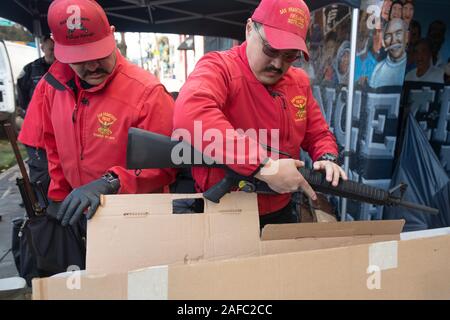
[11,213,86,287]
[384,114,450,231]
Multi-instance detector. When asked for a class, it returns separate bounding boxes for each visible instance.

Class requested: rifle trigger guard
[238,180,256,193]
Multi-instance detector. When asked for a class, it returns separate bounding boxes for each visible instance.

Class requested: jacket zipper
[270,90,288,157]
[71,96,85,160]
[79,105,84,160]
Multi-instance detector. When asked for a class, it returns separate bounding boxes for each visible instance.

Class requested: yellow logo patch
[94,112,117,140]
[279,7,308,29]
[291,95,307,121]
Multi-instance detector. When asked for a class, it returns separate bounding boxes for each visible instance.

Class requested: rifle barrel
[392,199,439,215]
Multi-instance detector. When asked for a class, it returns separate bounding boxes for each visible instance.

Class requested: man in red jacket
[174,0,347,227]
[19,0,176,226]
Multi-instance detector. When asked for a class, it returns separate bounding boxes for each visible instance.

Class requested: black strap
[44,73,66,91]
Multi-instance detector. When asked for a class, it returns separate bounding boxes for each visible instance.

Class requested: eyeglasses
[253,22,302,63]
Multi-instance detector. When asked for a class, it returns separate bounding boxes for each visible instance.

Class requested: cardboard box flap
[261,219,405,240]
[97,192,258,217]
[87,192,261,274]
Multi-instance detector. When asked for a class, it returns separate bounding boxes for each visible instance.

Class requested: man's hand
[313,160,348,187]
[255,158,317,200]
[57,176,119,226]
[46,201,61,219]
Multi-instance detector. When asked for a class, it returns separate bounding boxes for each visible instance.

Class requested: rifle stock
[127,127,207,169]
[126,128,439,215]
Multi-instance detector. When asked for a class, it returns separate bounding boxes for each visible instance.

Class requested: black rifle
[126,127,439,215]
[2,122,47,217]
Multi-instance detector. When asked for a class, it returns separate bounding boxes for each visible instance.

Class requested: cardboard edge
[95,192,259,218]
[261,219,405,240]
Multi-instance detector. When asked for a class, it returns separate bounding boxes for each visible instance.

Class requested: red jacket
[174,43,338,215]
[19,50,176,201]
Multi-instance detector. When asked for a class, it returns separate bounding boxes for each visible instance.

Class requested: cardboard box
[32,231,450,300]
[86,192,403,274]
[32,192,450,299]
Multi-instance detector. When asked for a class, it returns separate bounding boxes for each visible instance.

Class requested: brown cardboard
[260,220,404,254]
[32,232,450,299]
[87,192,403,274]
[165,234,450,300]
[33,191,443,300]
[260,234,400,255]
[86,193,261,274]
[32,272,127,300]
[314,209,337,222]
[261,220,405,240]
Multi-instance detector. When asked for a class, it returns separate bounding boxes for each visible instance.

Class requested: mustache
[386,43,403,51]
[82,68,109,78]
[264,65,283,74]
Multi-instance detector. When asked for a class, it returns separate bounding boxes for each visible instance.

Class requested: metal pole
[34,36,41,58]
[340,7,359,221]
[183,35,188,81]
[138,32,144,68]
[33,16,42,58]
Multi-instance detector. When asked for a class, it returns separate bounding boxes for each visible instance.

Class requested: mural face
[402,2,414,25]
[383,18,407,61]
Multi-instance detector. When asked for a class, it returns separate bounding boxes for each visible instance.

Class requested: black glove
[46,201,62,220]
[57,174,120,226]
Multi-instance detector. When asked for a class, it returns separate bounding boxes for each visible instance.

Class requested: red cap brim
[263,24,309,61]
[54,33,116,64]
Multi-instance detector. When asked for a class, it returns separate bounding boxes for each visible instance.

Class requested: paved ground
[0,165,24,279]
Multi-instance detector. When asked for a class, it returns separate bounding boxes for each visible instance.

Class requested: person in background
[334,41,351,86]
[381,0,393,24]
[402,0,414,26]
[389,1,403,21]
[355,12,383,87]
[369,18,409,88]
[16,35,55,201]
[321,32,339,83]
[17,35,55,116]
[405,38,444,83]
[19,0,176,228]
[174,0,346,229]
[406,20,421,73]
[427,20,447,68]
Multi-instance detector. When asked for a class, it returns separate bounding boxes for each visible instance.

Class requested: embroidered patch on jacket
[94,112,117,140]
[291,95,307,121]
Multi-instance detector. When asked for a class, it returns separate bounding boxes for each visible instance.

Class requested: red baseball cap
[47,0,116,64]
[252,0,310,60]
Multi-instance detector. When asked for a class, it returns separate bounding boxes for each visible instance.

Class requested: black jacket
[17,57,51,112]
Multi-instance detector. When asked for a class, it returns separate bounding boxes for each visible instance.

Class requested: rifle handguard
[204,167,390,206]
[298,167,390,206]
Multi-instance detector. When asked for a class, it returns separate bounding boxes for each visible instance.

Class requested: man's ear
[245,18,253,40]
[111,25,116,33]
